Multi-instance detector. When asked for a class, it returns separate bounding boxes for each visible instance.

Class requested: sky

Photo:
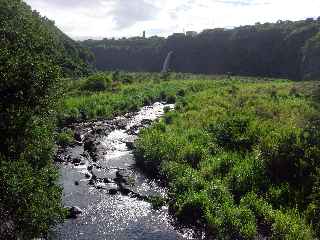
[24,0,320,40]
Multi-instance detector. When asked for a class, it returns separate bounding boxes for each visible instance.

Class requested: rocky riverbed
[50,102,202,240]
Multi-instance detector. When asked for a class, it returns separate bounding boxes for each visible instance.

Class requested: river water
[50,103,200,240]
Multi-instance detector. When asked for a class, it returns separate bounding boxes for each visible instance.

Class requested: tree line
[0,0,93,238]
[82,18,320,80]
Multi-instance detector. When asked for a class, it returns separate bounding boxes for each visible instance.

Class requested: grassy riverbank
[134,78,320,239]
[58,72,217,123]
[57,72,320,238]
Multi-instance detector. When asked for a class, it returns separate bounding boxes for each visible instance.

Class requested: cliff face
[82,19,320,80]
[302,32,320,80]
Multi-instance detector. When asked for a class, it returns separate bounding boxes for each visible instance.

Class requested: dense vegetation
[82,18,320,80]
[58,72,209,123]
[0,0,93,238]
[134,78,320,239]
[59,71,320,238]
[2,0,320,239]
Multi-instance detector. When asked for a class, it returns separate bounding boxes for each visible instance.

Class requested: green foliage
[208,114,259,152]
[59,75,209,123]
[135,77,320,238]
[83,19,320,80]
[240,192,313,239]
[81,73,112,92]
[227,153,269,198]
[147,196,167,210]
[0,159,66,239]
[56,129,74,146]
[0,0,69,237]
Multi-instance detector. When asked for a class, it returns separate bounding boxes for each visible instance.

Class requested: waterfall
[161,51,173,73]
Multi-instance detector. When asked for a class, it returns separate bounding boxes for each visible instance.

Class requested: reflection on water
[51,103,200,240]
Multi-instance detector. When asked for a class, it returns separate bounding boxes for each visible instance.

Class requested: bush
[175,191,211,226]
[166,94,176,103]
[124,77,320,237]
[81,73,112,91]
[0,157,65,238]
[260,124,320,207]
[0,1,65,237]
[199,152,239,179]
[170,167,206,195]
[227,153,269,199]
[147,196,167,210]
[134,129,181,175]
[208,115,259,152]
[179,143,207,168]
[56,129,74,146]
[271,210,313,240]
[240,193,313,239]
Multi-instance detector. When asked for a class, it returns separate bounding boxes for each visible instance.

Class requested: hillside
[0,0,92,238]
[82,18,320,80]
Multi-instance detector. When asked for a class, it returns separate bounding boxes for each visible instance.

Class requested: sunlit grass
[134,76,320,239]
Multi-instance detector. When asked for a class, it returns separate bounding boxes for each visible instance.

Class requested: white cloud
[24,0,320,40]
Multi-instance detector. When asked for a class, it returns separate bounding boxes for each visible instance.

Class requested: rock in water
[74,131,82,142]
[125,141,135,150]
[67,206,83,219]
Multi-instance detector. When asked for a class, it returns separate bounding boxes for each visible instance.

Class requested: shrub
[56,129,74,146]
[81,73,112,91]
[179,143,207,168]
[134,129,181,175]
[265,183,290,209]
[207,202,257,239]
[163,106,171,113]
[175,191,211,226]
[227,153,269,199]
[177,89,186,97]
[160,91,167,101]
[271,210,313,240]
[147,196,167,210]
[0,1,66,237]
[305,170,320,236]
[166,94,176,103]
[208,114,259,152]
[170,167,206,195]
[260,124,320,208]
[240,193,313,239]
[0,158,65,239]
[199,152,240,180]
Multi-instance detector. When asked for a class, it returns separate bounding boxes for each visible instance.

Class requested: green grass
[134,77,320,239]
[58,72,217,123]
[57,72,320,238]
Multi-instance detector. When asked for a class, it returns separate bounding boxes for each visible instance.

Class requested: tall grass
[135,78,320,239]
[58,72,216,124]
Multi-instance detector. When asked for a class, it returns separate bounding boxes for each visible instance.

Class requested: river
[50,102,201,240]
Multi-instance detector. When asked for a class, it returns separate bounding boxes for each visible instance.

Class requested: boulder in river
[67,206,83,219]
[74,131,82,142]
[71,157,82,164]
[83,136,96,153]
[115,118,128,129]
[108,189,118,195]
[125,141,135,150]
[114,169,134,185]
[140,119,153,126]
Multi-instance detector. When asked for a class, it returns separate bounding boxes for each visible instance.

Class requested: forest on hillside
[0,0,93,238]
[82,18,320,80]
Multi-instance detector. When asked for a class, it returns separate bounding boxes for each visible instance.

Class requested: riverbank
[134,80,320,239]
[52,102,200,239]
[54,73,320,239]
